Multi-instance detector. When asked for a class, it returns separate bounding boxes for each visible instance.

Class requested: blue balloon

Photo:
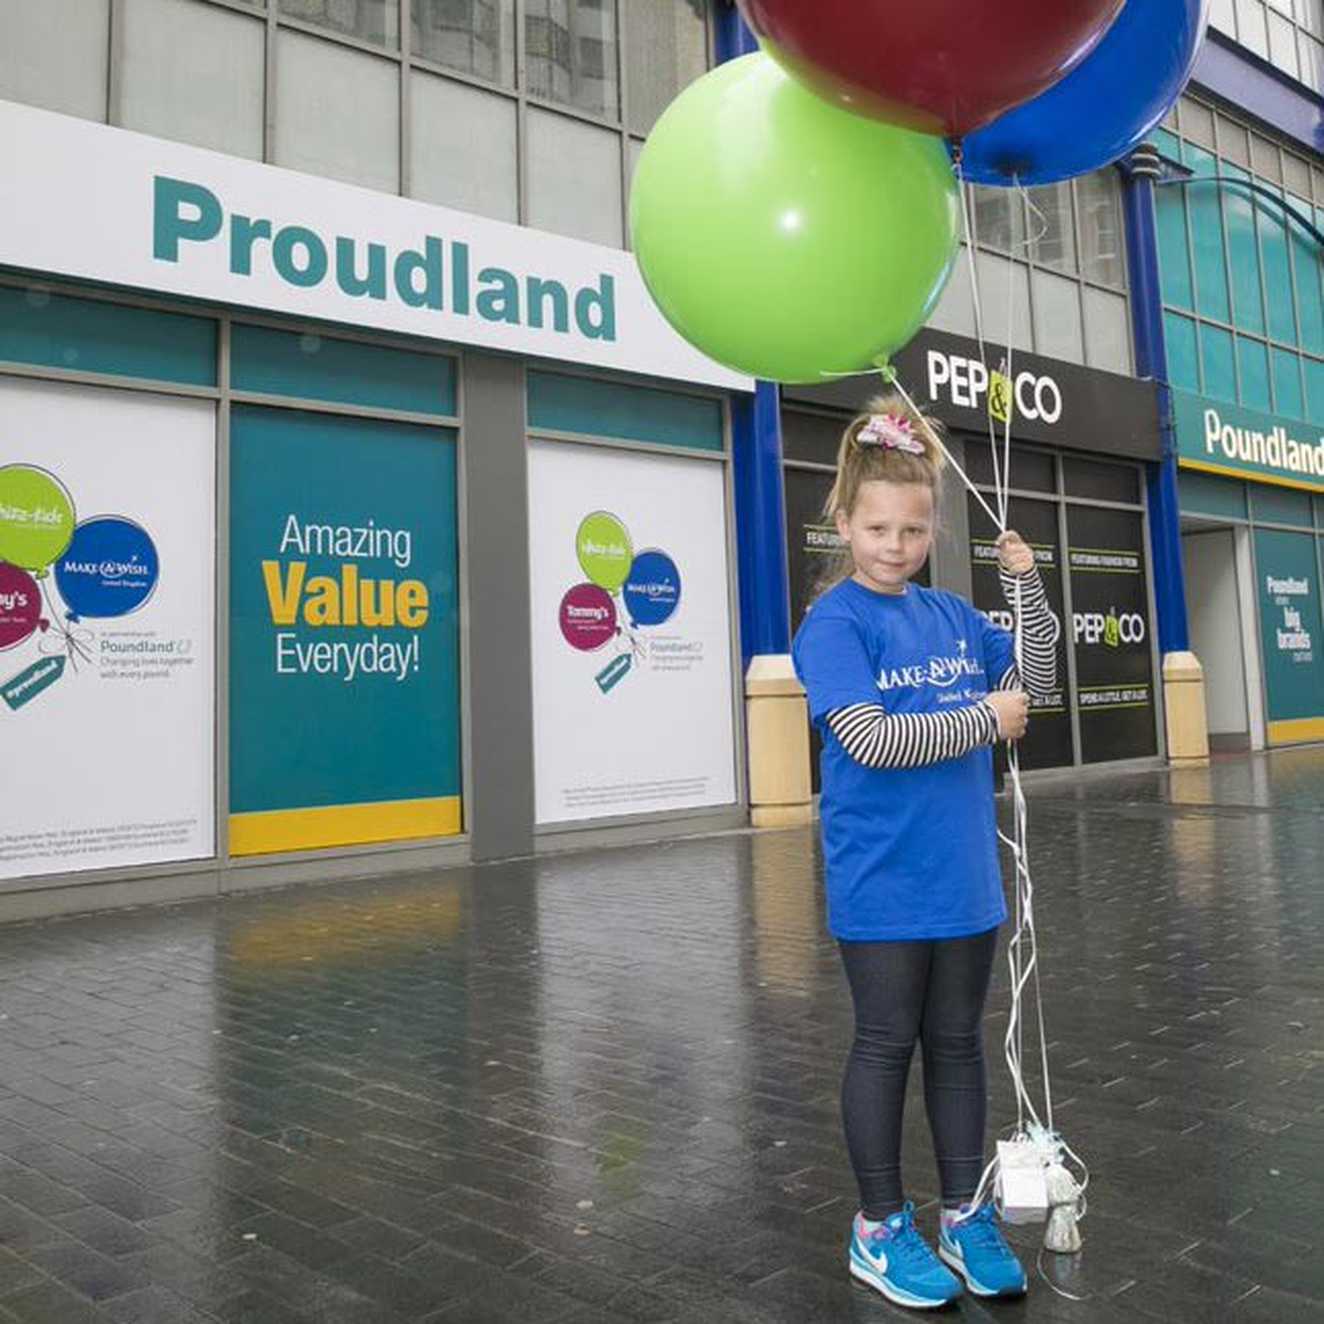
[623,550,681,628]
[55,517,160,620]
[956,0,1209,186]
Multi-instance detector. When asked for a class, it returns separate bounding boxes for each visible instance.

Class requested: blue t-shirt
[792,578,1016,942]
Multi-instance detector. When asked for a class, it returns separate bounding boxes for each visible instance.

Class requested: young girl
[792,395,1059,1310]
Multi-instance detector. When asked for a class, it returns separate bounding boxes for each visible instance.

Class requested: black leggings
[839,927,999,1219]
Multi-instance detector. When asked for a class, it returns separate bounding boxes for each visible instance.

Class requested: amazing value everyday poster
[229,406,461,854]
[528,440,738,824]
[0,378,215,879]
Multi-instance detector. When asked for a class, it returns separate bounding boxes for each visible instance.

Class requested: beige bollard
[745,655,813,828]
[1162,650,1210,768]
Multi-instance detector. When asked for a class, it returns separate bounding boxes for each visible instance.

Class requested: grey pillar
[461,352,535,862]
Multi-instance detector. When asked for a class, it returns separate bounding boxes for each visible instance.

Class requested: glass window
[1258,195,1298,345]
[1084,287,1132,374]
[1291,213,1324,351]
[1182,98,1216,150]
[1285,153,1312,198]
[275,29,401,193]
[1305,355,1324,415]
[1201,324,1237,401]
[281,0,398,46]
[623,0,707,137]
[965,445,1056,493]
[1211,0,1238,32]
[1031,270,1084,363]
[1251,134,1283,183]
[926,251,977,339]
[975,249,1033,352]
[1076,171,1126,288]
[1165,311,1201,391]
[1063,457,1141,504]
[526,106,623,246]
[1300,31,1324,90]
[1185,146,1232,323]
[121,0,265,161]
[1155,171,1193,310]
[412,0,514,85]
[1236,335,1272,409]
[1028,182,1076,273]
[1235,0,1271,57]
[410,70,518,221]
[1299,0,1324,37]
[1272,347,1305,415]
[1224,168,1267,334]
[974,186,1026,253]
[0,0,109,122]
[1218,115,1251,167]
[1267,9,1302,77]
[1252,483,1313,526]
[525,0,619,120]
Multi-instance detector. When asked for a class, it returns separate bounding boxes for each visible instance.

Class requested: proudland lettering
[154,176,616,342]
[1204,407,1324,480]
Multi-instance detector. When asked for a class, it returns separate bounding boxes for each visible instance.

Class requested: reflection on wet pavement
[0,747,1320,1322]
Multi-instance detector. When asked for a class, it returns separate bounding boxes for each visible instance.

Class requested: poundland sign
[1174,388,1324,492]
[0,99,749,391]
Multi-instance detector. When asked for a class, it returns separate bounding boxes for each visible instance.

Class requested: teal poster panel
[229,406,461,833]
[1254,529,1323,725]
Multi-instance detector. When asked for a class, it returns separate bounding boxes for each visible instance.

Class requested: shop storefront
[0,99,749,903]
[1174,389,1324,749]
[783,328,1165,773]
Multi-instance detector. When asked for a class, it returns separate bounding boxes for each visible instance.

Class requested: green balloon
[630,53,959,385]
[0,464,76,575]
[577,512,633,592]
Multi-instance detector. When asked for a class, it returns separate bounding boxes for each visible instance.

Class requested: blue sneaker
[849,1204,963,1310]
[938,1203,1028,1297]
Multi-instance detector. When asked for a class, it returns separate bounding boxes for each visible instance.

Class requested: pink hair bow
[856,413,925,455]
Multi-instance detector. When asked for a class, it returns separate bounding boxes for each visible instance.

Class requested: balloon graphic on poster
[0,562,44,651]
[55,517,160,621]
[0,464,76,574]
[624,550,681,628]
[576,512,633,593]
[559,583,618,652]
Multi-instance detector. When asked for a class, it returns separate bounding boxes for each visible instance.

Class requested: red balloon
[737,0,1126,139]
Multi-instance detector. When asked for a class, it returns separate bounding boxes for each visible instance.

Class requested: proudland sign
[0,98,749,392]
[1173,389,1324,492]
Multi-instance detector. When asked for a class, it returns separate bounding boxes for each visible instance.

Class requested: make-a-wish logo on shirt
[878,638,985,691]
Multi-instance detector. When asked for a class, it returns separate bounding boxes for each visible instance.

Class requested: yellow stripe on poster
[1267,717,1324,746]
[229,796,462,856]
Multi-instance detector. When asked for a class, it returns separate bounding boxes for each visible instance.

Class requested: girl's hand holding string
[995,530,1035,575]
[985,689,1030,741]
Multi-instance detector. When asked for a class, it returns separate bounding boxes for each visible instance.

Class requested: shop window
[1067,505,1158,764]
[1253,527,1324,740]
[0,0,109,123]
[527,370,723,452]
[0,285,216,386]
[410,71,519,221]
[1315,493,1324,527]
[622,0,708,136]
[964,444,1055,494]
[412,0,515,86]
[231,324,457,415]
[526,107,623,246]
[121,0,265,161]
[280,0,398,48]
[1063,457,1141,505]
[1180,470,1249,521]
[1252,483,1314,527]
[275,28,400,194]
[782,409,849,467]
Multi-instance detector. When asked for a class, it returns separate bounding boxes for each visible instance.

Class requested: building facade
[0,1,1318,916]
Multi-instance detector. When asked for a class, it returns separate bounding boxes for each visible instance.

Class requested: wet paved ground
[0,748,1321,1323]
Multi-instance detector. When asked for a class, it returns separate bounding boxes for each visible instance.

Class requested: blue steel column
[1121,144,1190,655]
[715,4,792,665]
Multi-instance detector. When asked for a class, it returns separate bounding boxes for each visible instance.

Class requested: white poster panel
[0,99,750,393]
[529,441,738,824]
[0,379,215,879]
